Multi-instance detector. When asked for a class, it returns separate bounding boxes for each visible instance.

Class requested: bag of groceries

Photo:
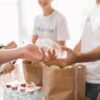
[42,63,86,100]
[22,60,42,86]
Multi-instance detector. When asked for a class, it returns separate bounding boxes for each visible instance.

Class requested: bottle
[19,88,27,100]
[34,87,44,100]
[4,84,12,100]
[10,86,18,100]
[27,89,35,100]
[36,39,67,58]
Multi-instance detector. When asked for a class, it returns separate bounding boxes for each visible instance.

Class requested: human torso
[81,5,100,83]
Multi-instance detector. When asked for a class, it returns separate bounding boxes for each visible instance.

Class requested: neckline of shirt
[41,10,57,19]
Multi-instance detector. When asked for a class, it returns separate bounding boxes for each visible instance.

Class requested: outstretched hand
[21,44,45,63]
[56,47,78,66]
[42,46,78,67]
[3,63,15,74]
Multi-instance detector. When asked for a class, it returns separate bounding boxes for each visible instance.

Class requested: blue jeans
[86,83,100,100]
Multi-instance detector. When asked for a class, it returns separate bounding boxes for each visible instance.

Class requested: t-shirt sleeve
[57,16,70,41]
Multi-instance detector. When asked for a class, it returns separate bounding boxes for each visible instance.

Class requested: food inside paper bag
[50,65,60,69]
[50,65,73,69]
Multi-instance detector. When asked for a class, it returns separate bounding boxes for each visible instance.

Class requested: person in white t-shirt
[43,0,100,100]
[74,1,100,99]
[32,0,70,46]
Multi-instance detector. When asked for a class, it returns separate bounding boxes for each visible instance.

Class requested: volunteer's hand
[43,49,57,65]
[96,93,100,100]
[20,44,45,63]
[3,64,15,74]
[55,47,78,66]
[5,41,17,49]
[5,41,17,65]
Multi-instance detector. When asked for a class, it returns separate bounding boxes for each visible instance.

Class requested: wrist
[76,52,81,63]
[16,47,24,59]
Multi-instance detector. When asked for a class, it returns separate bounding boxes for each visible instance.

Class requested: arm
[0,44,44,64]
[0,48,22,64]
[55,46,100,66]
[44,46,100,67]
[32,35,38,43]
[74,40,81,52]
[0,41,17,74]
[77,46,100,63]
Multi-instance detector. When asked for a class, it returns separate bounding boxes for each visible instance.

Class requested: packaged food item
[4,84,12,100]
[11,86,18,100]
[34,87,44,100]
[27,89,34,100]
[19,88,27,100]
[36,39,67,58]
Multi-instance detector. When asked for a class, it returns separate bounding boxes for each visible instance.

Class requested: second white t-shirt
[33,10,70,42]
[81,5,100,84]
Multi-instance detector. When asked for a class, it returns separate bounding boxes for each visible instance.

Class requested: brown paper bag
[22,60,42,86]
[75,64,86,100]
[42,64,86,100]
[42,64,76,100]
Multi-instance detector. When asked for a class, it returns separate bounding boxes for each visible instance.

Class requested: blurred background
[0,0,95,48]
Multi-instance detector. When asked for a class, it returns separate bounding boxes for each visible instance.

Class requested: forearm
[32,35,38,43]
[0,48,22,64]
[77,47,100,63]
[74,40,81,52]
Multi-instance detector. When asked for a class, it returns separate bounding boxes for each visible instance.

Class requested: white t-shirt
[33,10,70,42]
[81,5,100,84]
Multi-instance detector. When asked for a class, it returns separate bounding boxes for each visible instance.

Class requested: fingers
[61,46,71,51]
[38,47,45,61]
[29,47,46,63]
[50,49,56,57]
[3,64,15,74]
[43,49,57,62]
[54,58,67,68]
[5,41,17,49]
[24,44,57,63]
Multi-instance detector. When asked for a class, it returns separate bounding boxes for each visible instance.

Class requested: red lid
[20,88,25,92]
[6,84,11,88]
[12,86,17,90]
[27,84,32,88]
[20,83,26,87]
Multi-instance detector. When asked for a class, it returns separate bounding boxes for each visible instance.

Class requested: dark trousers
[86,83,100,100]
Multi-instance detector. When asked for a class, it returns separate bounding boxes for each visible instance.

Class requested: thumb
[61,46,71,52]
[39,47,45,60]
